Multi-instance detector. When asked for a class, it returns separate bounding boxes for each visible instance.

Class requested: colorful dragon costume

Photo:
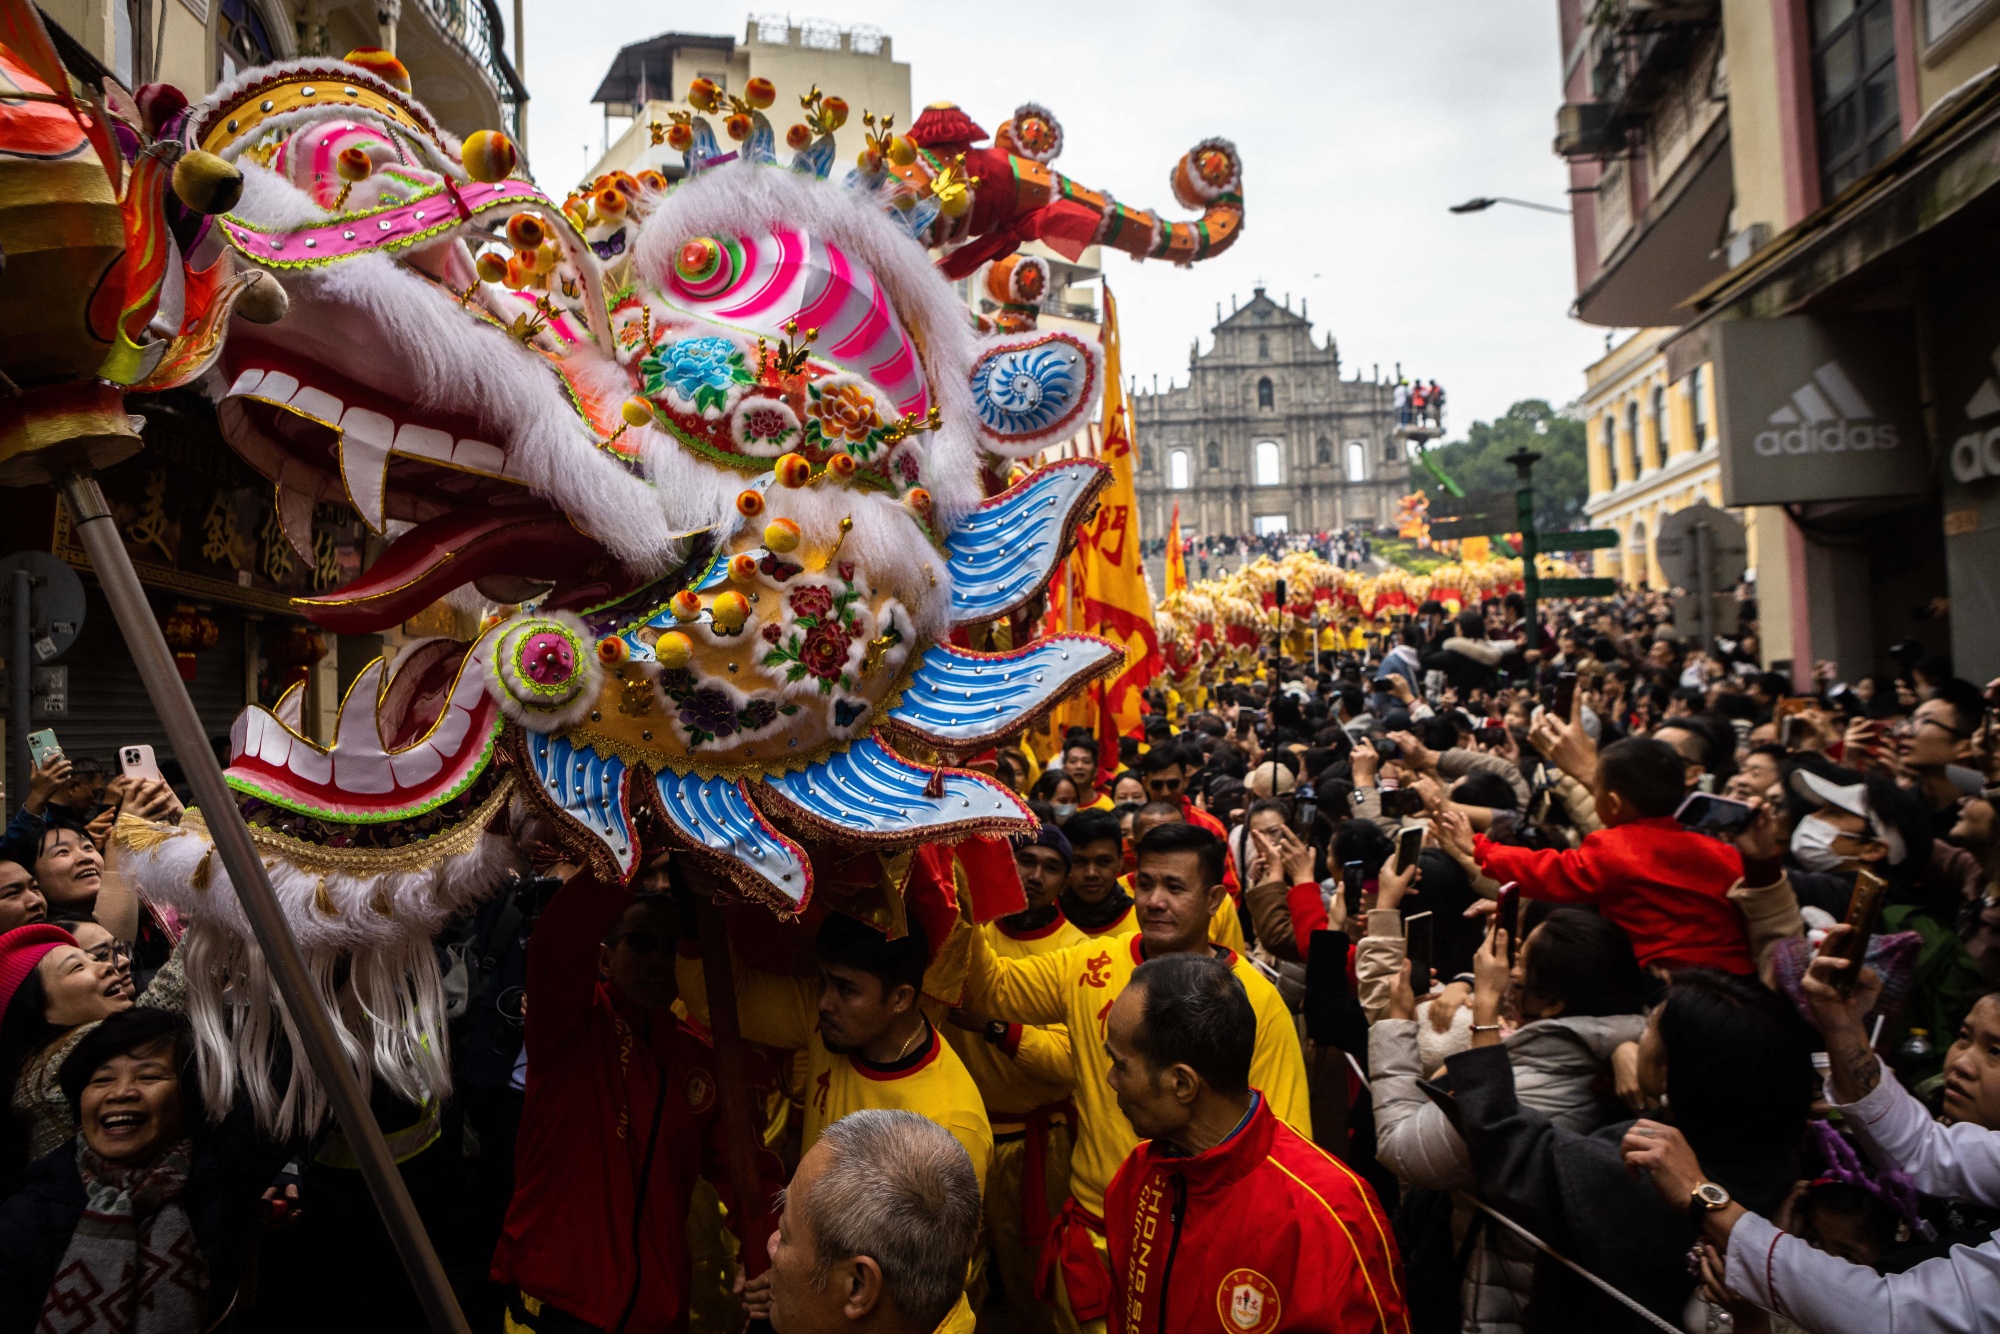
[77,54,1244,1130]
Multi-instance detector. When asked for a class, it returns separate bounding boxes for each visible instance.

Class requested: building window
[1382,438,1396,465]
[1254,440,1283,486]
[1603,415,1619,486]
[1140,444,1155,472]
[1205,442,1221,470]
[1315,437,1332,465]
[1812,0,1900,202]
[1629,518,1648,584]
[216,0,275,81]
[1625,400,1643,477]
[1689,365,1710,448]
[1345,439,1368,482]
[1254,514,1289,537]
[1168,450,1191,490]
[1257,334,1270,360]
[1256,377,1275,409]
[1650,384,1667,458]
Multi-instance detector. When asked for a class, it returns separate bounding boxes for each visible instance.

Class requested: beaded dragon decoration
[108,56,1244,1130]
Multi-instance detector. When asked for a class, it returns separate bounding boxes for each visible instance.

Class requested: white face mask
[1790,813,1849,873]
[1051,802,1078,821]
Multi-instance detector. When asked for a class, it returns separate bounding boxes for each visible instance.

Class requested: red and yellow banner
[1164,502,1188,596]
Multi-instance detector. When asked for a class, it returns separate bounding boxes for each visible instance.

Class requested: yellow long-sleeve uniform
[676,946,993,1193]
[959,924,1309,1216]
[943,913,1084,1126]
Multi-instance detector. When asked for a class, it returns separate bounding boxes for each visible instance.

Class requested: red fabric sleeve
[693,1047,787,1257]
[1286,881,1329,959]
[523,871,628,1064]
[1473,833,1605,904]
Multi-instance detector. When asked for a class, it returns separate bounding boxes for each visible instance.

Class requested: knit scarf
[39,1139,206,1334]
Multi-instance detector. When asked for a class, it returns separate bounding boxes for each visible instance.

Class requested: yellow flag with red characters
[1073,285,1164,753]
[1165,502,1188,595]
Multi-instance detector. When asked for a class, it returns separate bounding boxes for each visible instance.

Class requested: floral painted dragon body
[102,57,1243,1129]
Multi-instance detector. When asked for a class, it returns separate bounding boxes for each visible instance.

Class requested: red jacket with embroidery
[491,871,783,1332]
[1473,817,1753,974]
[1104,1096,1410,1334]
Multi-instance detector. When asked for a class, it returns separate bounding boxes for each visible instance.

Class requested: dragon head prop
[111,55,1243,1130]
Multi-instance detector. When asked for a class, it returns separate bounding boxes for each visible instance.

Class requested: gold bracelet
[1470,1023,1503,1033]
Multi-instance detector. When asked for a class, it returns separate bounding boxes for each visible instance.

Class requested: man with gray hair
[759,1109,982,1334]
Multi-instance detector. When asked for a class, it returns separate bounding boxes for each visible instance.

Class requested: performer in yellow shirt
[945,824,1084,1334]
[957,822,1310,1334]
[1060,736,1115,812]
[1059,810,1243,952]
[676,899,993,1197]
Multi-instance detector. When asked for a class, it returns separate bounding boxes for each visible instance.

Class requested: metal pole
[12,568,29,819]
[697,903,773,1280]
[55,473,471,1334]
[1694,519,1713,650]
[1506,450,1543,652]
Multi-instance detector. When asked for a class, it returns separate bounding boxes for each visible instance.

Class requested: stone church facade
[1131,287,1409,545]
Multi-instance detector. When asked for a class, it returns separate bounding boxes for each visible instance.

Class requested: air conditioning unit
[1554,102,1619,158]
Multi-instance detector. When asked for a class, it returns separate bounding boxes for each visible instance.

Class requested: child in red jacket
[1474,737,1753,974]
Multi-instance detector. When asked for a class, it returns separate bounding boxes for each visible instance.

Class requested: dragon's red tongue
[295,502,605,634]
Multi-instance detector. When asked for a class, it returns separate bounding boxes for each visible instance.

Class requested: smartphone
[1833,868,1888,997]
[26,729,61,768]
[1674,791,1757,837]
[1381,787,1427,819]
[1494,881,1520,961]
[1341,859,1365,920]
[118,744,164,784]
[1550,672,1578,722]
[1394,821,1425,874]
[1405,910,1434,996]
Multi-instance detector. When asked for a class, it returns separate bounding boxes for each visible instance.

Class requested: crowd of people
[0,585,1995,1333]
[1142,525,1375,576]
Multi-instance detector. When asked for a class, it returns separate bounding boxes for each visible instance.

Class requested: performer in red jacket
[492,868,784,1333]
[1103,953,1408,1334]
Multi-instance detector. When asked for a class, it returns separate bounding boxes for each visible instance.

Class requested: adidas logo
[1753,360,1900,457]
[1950,340,2000,483]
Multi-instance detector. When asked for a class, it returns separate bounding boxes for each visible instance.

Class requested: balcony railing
[415,0,528,136]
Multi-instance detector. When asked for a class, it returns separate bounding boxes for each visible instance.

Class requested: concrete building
[1550,0,2000,680]
[1579,326,1750,589]
[1130,287,1404,547]
[587,17,910,185]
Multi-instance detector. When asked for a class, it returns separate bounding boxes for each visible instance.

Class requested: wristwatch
[983,1019,1009,1046]
[1688,1181,1732,1223]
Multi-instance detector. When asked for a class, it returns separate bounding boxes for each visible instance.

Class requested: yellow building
[1581,328,1719,587]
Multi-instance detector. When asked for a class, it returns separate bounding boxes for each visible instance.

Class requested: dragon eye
[673,235,739,296]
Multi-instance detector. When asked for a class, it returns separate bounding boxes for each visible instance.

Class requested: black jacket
[0,1117,289,1333]
[1438,1044,1798,1334]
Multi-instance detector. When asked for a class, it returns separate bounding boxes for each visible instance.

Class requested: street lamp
[1449,196,1571,216]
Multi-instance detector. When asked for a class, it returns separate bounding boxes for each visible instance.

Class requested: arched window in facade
[1140,444,1155,472]
[216,0,275,81]
[1205,442,1221,470]
[1628,518,1648,585]
[1690,366,1711,448]
[1257,377,1274,410]
[1650,384,1667,460]
[1257,334,1270,360]
[1345,439,1367,481]
[1625,399,1643,477]
[1603,415,1619,486]
[1315,438,1332,465]
[1168,450,1190,490]
[1254,441,1283,486]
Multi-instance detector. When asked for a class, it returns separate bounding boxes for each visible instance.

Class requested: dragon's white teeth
[339,407,394,531]
[291,385,344,426]
[228,368,267,397]
[394,421,455,462]
[455,439,505,473]
[255,370,300,403]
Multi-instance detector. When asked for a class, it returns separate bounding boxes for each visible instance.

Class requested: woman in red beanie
[0,923,150,1175]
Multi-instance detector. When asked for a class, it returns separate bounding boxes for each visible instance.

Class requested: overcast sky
[514,1,1615,438]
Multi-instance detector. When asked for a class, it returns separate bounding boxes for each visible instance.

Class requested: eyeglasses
[1895,715,1972,740]
[86,941,132,965]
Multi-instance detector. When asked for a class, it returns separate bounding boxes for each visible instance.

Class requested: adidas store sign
[1753,362,1901,456]
[1713,317,1927,507]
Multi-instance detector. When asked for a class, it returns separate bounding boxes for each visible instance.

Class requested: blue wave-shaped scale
[971,343,1084,437]
[654,770,810,905]
[526,732,637,879]
[944,460,1107,626]
[885,638,1122,744]
[757,736,1029,842]
[791,134,836,180]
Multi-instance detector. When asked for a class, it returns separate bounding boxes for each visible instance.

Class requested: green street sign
[1537,577,1618,597]
[1540,530,1619,552]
